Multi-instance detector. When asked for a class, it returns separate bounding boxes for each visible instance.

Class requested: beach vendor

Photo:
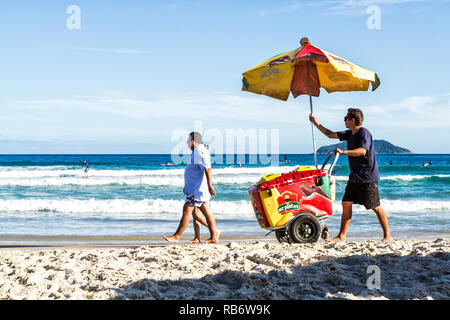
[309,108,393,242]
[163,132,219,243]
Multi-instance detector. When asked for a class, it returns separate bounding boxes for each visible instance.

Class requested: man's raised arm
[309,114,338,139]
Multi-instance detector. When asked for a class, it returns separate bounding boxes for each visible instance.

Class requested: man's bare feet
[162,235,179,243]
[203,229,220,244]
[382,235,393,241]
[203,238,218,244]
[187,238,201,244]
[326,235,346,242]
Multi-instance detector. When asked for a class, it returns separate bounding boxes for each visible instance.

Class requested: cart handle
[321,152,340,175]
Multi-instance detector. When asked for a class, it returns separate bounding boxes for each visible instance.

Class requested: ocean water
[0,154,448,245]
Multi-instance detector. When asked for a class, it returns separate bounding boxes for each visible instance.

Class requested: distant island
[317,140,413,154]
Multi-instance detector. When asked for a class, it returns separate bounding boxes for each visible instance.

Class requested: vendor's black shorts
[342,181,380,210]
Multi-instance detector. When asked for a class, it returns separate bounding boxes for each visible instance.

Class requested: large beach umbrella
[242,37,380,167]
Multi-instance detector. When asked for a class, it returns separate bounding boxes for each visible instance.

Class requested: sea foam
[0,198,448,219]
[0,166,447,187]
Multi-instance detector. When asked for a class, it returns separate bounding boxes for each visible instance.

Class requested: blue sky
[0,0,449,154]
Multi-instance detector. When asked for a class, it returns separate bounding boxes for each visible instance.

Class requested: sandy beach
[0,238,448,300]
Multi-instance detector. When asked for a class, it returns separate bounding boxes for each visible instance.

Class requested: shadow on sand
[113,252,449,300]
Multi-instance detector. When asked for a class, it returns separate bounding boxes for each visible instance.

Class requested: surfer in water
[82,160,89,174]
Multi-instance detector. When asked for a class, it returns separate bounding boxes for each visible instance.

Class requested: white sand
[0,239,448,300]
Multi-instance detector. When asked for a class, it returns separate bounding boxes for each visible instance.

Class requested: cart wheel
[275,230,290,243]
[289,213,321,243]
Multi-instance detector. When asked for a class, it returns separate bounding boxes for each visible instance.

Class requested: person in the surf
[82,160,89,173]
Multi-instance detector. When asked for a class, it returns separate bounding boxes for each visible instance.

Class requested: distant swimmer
[164,162,177,166]
[423,162,428,167]
[82,160,89,173]
[285,153,287,164]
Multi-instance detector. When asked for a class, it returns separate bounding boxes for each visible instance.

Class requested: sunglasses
[344,116,353,121]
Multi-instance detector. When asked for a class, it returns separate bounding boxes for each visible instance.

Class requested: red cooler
[248,153,339,243]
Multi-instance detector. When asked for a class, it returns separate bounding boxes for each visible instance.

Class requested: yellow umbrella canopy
[242,37,380,101]
[241,37,380,168]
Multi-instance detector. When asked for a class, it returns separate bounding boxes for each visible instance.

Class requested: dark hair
[347,108,364,126]
[189,132,202,144]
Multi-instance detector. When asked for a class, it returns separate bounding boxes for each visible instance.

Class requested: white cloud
[257,1,325,16]
[77,47,152,54]
[9,92,309,124]
[362,94,449,127]
[6,91,449,153]
[257,1,314,16]
[326,0,431,15]
[48,46,152,54]
[257,0,432,17]
[11,91,449,127]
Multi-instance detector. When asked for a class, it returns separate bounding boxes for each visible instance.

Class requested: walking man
[163,132,219,243]
[309,108,393,242]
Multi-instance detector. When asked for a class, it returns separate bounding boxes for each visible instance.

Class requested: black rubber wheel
[288,213,321,243]
[275,230,290,243]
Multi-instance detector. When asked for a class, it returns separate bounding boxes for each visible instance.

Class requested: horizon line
[0,153,446,156]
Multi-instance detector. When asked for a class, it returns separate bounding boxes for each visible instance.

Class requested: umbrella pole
[309,95,318,169]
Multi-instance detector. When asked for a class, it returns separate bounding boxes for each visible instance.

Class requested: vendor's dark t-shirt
[337,127,380,183]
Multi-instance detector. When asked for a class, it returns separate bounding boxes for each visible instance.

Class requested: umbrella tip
[300,37,310,46]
